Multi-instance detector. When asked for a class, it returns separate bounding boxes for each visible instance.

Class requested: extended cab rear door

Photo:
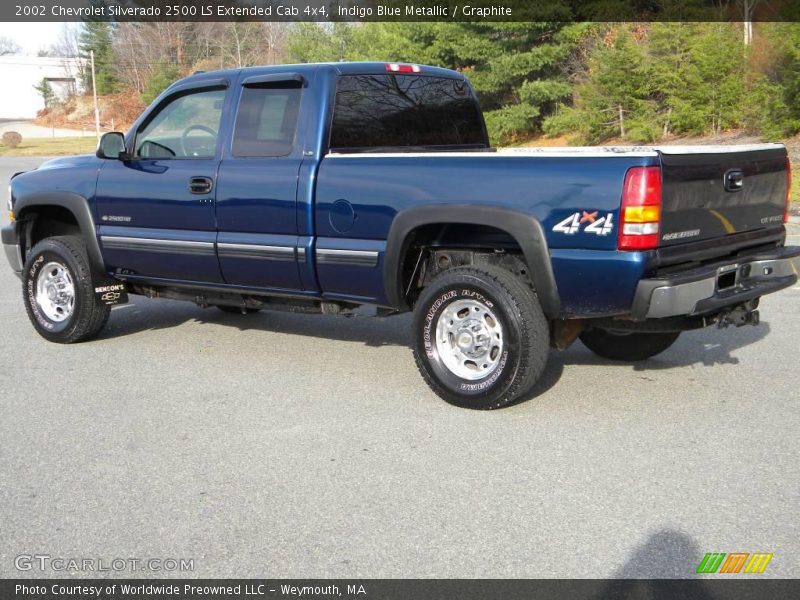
[214,72,309,291]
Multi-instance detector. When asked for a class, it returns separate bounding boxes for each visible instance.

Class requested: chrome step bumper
[631,245,800,320]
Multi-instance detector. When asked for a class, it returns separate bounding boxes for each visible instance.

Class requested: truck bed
[317,143,788,315]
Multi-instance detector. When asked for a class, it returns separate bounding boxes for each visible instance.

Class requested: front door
[215,75,306,291]
[95,84,227,283]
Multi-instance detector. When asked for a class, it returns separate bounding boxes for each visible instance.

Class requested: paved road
[0,120,89,139]
[0,157,798,580]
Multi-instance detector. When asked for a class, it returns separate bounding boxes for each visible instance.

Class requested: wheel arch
[384,205,560,318]
[14,192,105,274]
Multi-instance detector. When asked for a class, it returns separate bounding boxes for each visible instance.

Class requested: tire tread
[412,264,549,409]
[22,235,110,344]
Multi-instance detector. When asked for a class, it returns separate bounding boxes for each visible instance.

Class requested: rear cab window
[329,73,488,153]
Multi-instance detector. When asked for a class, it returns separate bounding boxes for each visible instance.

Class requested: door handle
[189,176,214,195]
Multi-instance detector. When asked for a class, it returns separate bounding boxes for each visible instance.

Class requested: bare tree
[114,23,146,92]
[106,21,291,96]
[739,0,761,45]
[112,22,200,93]
[192,22,288,69]
[52,25,85,96]
[262,22,289,64]
[717,0,762,45]
[221,23,273,68]
[0,36,20,56]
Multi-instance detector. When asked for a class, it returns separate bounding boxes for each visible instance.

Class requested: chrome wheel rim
[35,261,75,322]
[435,298,504,380]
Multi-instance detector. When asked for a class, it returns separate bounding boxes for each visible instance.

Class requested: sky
[0,22,76,56]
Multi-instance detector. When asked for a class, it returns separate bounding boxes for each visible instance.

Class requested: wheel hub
[455,318,493,359]
[35,261,75,322]
[435,298,504,380]
[457,331,474,349]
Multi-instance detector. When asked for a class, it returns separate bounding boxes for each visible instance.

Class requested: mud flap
[94,281,128,306]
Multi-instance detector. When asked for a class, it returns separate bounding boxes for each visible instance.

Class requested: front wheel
[579,328,680,361]
[22,236,110,343]
[412,265,550,410]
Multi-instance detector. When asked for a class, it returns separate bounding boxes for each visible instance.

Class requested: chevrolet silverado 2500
[3,62,799,409]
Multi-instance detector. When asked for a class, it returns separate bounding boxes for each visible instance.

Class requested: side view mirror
[96,132,130,160]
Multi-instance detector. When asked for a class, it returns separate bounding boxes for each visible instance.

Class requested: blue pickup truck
[4,62,800,408]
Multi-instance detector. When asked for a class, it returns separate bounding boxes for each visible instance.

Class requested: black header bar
[3,579,800,600]
[4,1,800,23]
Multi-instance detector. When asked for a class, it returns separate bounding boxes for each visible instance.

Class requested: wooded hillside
[37,20,800,148]
[287,22,800,146]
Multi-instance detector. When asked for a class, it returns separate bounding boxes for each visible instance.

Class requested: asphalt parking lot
[1,157,798,579]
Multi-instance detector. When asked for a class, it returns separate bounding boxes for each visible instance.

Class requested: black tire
[412,265,550,410]
[580,328,680,361]
[216,305,260,314]
[22,235,110,344]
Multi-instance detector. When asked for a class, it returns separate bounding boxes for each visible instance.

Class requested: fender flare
[14,192,106,274]
[384,204,560,318]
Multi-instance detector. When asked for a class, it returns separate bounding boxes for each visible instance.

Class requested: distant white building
[0,55,84,119]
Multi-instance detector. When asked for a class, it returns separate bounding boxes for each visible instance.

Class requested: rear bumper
[1,223,22,275]
[631,245,800,320]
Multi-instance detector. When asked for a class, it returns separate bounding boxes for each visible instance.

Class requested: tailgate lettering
[662,229,701,241]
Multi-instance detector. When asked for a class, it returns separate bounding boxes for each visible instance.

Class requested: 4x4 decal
[552,211,614,236]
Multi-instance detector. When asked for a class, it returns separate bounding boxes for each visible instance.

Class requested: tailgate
[658,145,788,247]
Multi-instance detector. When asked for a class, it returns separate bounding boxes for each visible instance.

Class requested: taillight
[785,157,791,224]
[385,63,421,73]
[618,166,662,251]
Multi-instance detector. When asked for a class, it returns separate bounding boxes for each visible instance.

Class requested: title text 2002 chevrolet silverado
[4,62,799,408]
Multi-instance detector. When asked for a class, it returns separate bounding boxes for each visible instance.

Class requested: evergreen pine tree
[79,20,119,95]
[287,21,587,144]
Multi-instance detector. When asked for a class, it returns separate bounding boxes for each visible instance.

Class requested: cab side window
[135,88,226,159]
[232,83,302,158]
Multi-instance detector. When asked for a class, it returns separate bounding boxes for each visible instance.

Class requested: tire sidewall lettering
[420,285,516,397]
[423,289,457,358]
[459,289,494,308]
[458,350,509,392]
[25,250,72,333]
[26,254,57,331]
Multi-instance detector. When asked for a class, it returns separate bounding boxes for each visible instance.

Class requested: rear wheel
[412,265,549,410]
[22,236,110,343]
[579,328,680,361]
